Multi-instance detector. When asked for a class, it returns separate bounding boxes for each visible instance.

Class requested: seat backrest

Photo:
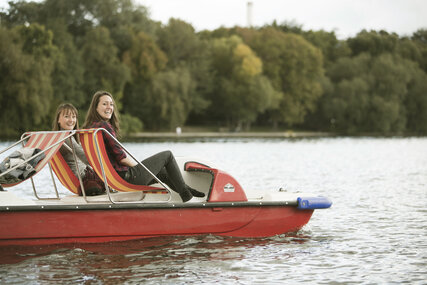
[49,150,81,195]
[2,131,72,188]
[79,129,164,192]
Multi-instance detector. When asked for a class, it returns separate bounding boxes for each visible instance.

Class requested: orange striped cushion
[79,129,165,193]
[50,151,81,195]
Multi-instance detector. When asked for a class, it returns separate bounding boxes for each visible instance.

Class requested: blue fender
[297,196,332,210]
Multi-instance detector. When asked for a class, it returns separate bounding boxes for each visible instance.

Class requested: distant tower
[247,2,253,28]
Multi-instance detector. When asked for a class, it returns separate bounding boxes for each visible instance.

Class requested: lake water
[0,137,426,284]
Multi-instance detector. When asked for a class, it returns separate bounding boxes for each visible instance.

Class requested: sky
[137,0,427,39]
[1,0,426,39]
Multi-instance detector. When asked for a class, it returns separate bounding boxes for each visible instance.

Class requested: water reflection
[0,232,313,283]
[0,232,311,264]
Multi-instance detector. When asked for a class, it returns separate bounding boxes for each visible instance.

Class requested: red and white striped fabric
[2,131,72,188]
[50,150,81,195]
[79,129,166,194]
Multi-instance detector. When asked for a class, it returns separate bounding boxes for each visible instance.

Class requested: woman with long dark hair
[82,91,205,202]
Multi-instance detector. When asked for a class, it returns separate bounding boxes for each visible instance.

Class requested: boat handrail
[0,134,31,157]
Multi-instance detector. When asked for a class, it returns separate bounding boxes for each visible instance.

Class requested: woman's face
[58,109,77,130]
[96,95,114,121]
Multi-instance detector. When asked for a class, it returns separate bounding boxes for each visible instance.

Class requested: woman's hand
[120,156,137,167]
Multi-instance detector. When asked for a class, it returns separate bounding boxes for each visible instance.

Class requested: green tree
[120,113,144,135]
[208,35,280,130]
[348,30,399,56]
[302,30,351,68]
[321,52,423,133]
[81,26,130,106]
[0,1,44,27]
[156,19,211,119]
[326,78,370,133]
[396,37,422,63]
[122,30,166,83]
[95,0,158,57]
[246,28,324,127]
[146,67,195,129]
[41,0,99,41]
[319,53,371,132]
[368,53,412,132]
[412,29,427,73]
[403,58,427,133]
[157,18,201,68]
[0,24,56,135]
[121,30,167,127]
[273,20,304,34]
[45,18,85,109]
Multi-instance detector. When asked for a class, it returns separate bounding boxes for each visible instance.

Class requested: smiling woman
[82,90,206,202]
[52,103,105,196]
[57,108,77,131]
[52,103,79,133]
[96,95,114,121]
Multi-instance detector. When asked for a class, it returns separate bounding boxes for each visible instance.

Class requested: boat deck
[0,188,306,208]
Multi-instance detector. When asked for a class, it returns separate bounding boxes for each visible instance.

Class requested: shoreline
[2,131,424,141]
[129,131,334,140]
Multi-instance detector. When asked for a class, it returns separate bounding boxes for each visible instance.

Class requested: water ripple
[1,137,426,284]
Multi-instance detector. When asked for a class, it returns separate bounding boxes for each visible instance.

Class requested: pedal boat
[0,130,332,246]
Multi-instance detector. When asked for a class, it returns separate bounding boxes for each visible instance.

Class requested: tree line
[1,0,426,137]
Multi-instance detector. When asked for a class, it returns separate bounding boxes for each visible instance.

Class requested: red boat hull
[0,206,313,246]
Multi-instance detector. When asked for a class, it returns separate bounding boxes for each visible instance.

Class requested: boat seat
[78,129,168,196]
[0,131,73,188]
[49,151,82,195]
